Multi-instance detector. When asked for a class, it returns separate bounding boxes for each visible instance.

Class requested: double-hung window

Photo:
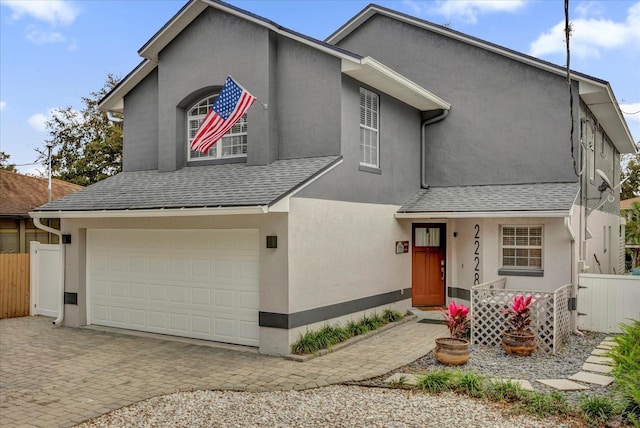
[500,225,543,276]
[359,88,379,168]
[187,94,248,161]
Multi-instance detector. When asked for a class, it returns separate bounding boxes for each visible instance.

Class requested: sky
[1,0,639,176]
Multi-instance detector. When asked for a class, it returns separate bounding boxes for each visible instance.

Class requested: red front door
[412,224,446,307]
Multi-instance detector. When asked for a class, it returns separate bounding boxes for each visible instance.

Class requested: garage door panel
[88,229,260,346]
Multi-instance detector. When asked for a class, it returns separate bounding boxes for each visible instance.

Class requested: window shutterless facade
[359,88,379,168]
[501,225,543,270]
[187,94,248,161]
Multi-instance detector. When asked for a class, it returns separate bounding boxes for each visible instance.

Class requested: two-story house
[32,0,636,355]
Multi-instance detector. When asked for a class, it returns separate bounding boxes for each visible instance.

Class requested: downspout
[32,217,65,326]
[420,109,449,188]
[564,216,583,336]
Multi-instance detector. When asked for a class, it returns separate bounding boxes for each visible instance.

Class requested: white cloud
[27,113,49,132]
[530,2,640,58]
[1,0,79,26]
[26,26,66,45]
[0,101,6,111]
[405,0,527,24]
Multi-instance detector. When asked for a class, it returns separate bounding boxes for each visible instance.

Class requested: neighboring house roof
[99,0,450,114]
[397,182,580,217]
[34,156,341,214]
[621,197,640,210]
[327,4,636,155]
[0,170,82,218]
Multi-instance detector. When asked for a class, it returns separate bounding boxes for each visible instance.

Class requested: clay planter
[434,337,470,366]
[502,330,536,356]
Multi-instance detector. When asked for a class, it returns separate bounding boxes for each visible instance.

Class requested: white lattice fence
[471,279,572,355]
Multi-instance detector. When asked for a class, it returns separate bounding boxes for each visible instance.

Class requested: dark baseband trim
[259,287,412,329]
[64,292,78,305]
[447,287,470,301]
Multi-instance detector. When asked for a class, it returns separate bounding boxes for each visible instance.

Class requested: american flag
[190,76,256,153]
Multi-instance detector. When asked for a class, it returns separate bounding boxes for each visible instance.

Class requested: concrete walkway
[0,316,446,428]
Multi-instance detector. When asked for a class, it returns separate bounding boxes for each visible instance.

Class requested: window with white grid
[359,88,379,168]
[187,94,248,161]
[501,226,543,270]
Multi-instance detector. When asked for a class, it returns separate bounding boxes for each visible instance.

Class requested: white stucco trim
[29,206,269,219]
[395,210,570,219]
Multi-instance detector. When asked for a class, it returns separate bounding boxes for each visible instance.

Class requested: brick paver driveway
[0,316,445,427]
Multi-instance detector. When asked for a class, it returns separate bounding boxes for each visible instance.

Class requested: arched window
[187,94,248,161]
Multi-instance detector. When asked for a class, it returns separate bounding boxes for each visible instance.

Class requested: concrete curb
[285,315,419,362]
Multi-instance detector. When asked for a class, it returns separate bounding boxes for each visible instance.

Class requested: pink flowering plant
[439,300,472,339]
[501,294,534,333]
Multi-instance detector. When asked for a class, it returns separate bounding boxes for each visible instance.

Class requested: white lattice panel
[471,280,572,355]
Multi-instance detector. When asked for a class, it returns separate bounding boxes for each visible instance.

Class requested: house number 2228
[474,224,480,285]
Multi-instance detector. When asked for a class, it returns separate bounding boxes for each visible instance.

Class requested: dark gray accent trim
[498,269,544,277]
[64,292,78,305]
[259,288,412,329]
[358,165,382,174]
[447,287,470,301]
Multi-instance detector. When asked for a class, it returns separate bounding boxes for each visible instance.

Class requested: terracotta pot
[434,337,470,366]
[502,330,536,356]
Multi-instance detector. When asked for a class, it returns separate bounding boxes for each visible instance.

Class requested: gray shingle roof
[35,156,341,212]
[399,182,580,213]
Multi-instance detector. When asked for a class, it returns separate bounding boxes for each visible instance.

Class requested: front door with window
[412,224,446,307]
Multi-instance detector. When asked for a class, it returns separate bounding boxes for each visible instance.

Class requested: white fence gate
[578,274,640,333]
[29,242,60,317]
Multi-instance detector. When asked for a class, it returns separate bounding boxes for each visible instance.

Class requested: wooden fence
[0,254,30,318]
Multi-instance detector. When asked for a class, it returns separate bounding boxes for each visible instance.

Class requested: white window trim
[359,87,379,169]
[500,225,544,271]
[187,94,248,162]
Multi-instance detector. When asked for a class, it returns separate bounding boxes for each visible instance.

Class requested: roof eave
[343,56,450,111]
[395,210,571,219]
[29,205,270,219]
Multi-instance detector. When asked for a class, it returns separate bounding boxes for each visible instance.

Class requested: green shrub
[362,313,385,330]
[519,391,572,418]
[417,369,453,394]
[382,308,403,323]
[610,319,640,424]
[580,395,618,427]
[291,330,320,354]
[485,379,525,403]
[347,319,369,336]
[451,371,484,397]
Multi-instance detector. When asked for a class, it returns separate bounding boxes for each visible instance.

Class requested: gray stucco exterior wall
[336,15,581,187]
[276,37,342,159]
[123,68,158,172]
[299,76,422,206]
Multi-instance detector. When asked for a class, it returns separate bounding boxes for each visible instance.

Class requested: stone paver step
[569,372,614,386]
[604,336,615,340]
[489,378,534,391]
[596,344,614,350]
[591,348,609,356]
[536,379,589,391]
[384,373,418,386]
[582,362,613,374]
[585,355,614,365]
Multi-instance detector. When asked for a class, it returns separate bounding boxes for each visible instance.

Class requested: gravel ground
[76,386,577,428]
[76,331,610,427]
[359,329,611,405]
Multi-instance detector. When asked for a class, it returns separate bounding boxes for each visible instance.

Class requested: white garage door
[87,229,259,346]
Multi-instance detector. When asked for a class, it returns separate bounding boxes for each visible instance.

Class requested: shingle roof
[0,170,82,217]
[35,156,341,212]
[399,182,580,213]
[621,197,640,210]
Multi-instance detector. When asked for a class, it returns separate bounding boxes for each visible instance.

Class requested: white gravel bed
[76,385,575,428]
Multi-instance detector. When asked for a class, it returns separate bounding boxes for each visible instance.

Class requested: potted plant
[500,294,536,356]
[434,300,471,366]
